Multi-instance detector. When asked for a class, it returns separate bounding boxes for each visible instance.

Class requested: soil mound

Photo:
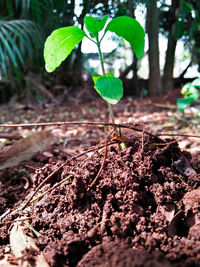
[1,132,200,266]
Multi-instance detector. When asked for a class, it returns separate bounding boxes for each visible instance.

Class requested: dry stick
[19,161,68,211]
[88,135,109,190]
[157,133,200,138]
[0,121,151,135]
[0,121,131,127]
[30,174,73,204]
[0,121,200,139]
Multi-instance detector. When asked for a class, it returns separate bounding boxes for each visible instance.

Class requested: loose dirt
[1,127,200,266]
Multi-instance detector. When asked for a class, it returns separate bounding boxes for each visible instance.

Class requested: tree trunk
[146,0,162,96]
[162,0,181,94]
[72,0,89,86]
[126,0,139,95]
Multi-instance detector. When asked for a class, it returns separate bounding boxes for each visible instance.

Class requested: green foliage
[0,19,41,78]
[44,26,86,72]
[92,72,123,104]
[105,16,145,60]
[84,16,108,38]
[177,78,200,114]
[44,15,145,106]
[92,72,114,88]
[95,76,123,104]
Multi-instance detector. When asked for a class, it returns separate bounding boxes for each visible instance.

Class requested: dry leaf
[0,131,55,170]
[10,220,50,267]
[168,210,185,237]
[0,253,18,266]
[173,155,197,177]
[158,204,175,222]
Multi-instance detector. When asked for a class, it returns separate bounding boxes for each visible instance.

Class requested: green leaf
[177,97,197,114]
[0,31,17,67]
[84,16,108,37]
[92,72,114,84]
[0,43,7,74]
[95,76,123,104]
[181,82,192,95]
[188,86,199,100]
[192,77,200,88]
[44,26,86,72]
[1,26,24,65]
[105,72,114,77]
[181,83,199,100]
[92,74,102,84]
[105,16,145,60]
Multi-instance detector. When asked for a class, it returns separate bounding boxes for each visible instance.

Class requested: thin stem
[99,32,106,43]
[96,36,115,124]
[96,38,106,75]
[85,34,97,44]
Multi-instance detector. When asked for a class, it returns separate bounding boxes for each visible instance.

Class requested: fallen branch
[157,133,200,138]
[0,121,199,139]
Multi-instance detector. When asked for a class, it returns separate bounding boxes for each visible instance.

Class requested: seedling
[177,77,200,114]
[44,16,145,123]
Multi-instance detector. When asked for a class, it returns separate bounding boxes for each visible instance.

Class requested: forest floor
[0,89,200,267]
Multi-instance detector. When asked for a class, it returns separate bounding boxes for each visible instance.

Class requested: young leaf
[192,77,200,87]
[92,74,102,84]
[84,16,108,37]
[95,76,123,105]
[105,72,114,77]
[177,97,195,114]
[181,82,192,96]
[92,72,114,84]
[105,16,145,60]
[187,86,199,100]
[44,26,86,72]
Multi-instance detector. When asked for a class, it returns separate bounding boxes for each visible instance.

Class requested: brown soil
[1,128,200,266]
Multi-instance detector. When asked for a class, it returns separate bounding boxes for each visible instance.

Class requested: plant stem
[96,36,115,124]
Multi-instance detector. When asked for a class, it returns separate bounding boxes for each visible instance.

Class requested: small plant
[177,77,200,114]
[44,15,145,122]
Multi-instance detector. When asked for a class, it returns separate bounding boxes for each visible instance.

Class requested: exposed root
[88,136,109,190]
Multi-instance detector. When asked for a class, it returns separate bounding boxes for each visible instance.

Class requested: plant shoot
[44,15,145,122]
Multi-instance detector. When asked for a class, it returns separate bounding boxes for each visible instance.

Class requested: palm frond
[0,19,42,78]
[0,42,7,74]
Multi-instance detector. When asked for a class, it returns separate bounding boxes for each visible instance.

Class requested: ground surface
[0,91,200,266]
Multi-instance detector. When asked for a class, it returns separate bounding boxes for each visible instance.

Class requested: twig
[88,135,109,190]
[0,121,151,135]
[148,140,178,150]
[157,133,200,138]
[19,161,68,211]
[0,121,131,128]
[1,120,199,139]
[30,174,73,204]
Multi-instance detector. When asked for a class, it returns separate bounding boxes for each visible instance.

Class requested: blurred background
[0,0,199,103]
